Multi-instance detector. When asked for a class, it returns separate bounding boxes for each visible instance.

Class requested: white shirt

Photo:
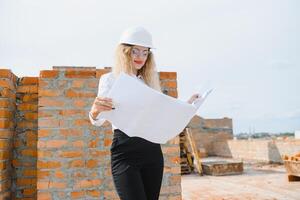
[89,72,145,130]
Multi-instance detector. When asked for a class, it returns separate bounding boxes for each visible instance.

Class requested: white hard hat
[119,26,155,49]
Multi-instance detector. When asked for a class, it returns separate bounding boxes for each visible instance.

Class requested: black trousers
[110,129,164,200]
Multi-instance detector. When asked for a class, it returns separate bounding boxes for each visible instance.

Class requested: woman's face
[130,45,150,71]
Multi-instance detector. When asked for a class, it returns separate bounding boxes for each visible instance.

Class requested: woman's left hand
[187,93,200,104]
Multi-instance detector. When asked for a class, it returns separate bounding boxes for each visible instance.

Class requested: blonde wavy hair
[112,44,161,92]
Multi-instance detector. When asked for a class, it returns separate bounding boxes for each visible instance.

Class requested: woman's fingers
[95,100,113,107]
[94,97,114,108]
[96,97,112,102]
[93,104,113,112]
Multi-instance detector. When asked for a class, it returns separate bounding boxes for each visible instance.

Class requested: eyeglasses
[131,48,150,57]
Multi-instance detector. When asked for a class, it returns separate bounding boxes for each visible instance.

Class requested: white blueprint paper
[98,72,212,144]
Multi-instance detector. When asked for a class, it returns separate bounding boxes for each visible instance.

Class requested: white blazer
[89,72,145,129]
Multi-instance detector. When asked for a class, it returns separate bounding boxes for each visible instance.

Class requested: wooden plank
[186,128,203,175]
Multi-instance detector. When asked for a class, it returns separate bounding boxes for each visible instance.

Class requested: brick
[60,129,83,137]
[0,99,14,108]
[38,119,65,128]
[37,181,49,189]
[71,191,85,198]
[0,79,15,90]
[86,159,99,168]
[0,150,9,160]
[0,130,12,138]
[86,190,101,197]
[87,80,98,88]
[0,69,10,77]
[88,138,99,148]
[38,110,58,118]
[0,120,13,129]
[38,89,61,97]
[71,79,86,88]
[38,150,53,158]
[72,140,84,148]
[17,178,36,186]
[54,170,65,179]
[89,149,109,157]
[0,110,12,121]
[59,109,86,116]
[38,79,50,87]
[73,119,90,126]
[65,70,95,78]
[74,179,102,189]
[65,89,95,98]
[17,85,38,93]
[21,149,37,157]
[23,188,36,195]
[49,181,66,189]
[39,97,65,107]
[159,72,177,79]
[0,88,16,99]
[37,161,61,169]
[73,99,87,107]
[96,69,110,78]
[37,170,50,179]
[103,138,112,147]
[19,77,38,85]
[38,129,51,138]
[22,93,38,102]
[68,160,84,168]
[0,161,6,170]
[17,121,36,129]
[45,140,68,148]
[72,171,85,178]
[40,70,59,78]
[59,151,83,158]
[37,192,52,200]
[0,180,11,193]
[167,90,178,98]
[103,190,118,199]
[12,159,35,167]
[161,80,177,88]
[0,69,13,79]
[23,169,36,177]
[17,103,38,111]
[24,112,38,120]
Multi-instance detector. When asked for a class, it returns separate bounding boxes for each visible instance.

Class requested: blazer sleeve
[89,74,111,126]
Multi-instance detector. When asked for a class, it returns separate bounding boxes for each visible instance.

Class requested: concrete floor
[181,157,300,200]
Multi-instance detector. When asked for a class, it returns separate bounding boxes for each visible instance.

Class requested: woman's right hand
[90,97,114,120]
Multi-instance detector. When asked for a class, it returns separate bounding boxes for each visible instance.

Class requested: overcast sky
[1,0,299,134]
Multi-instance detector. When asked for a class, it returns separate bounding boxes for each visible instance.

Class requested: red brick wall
[0,67,182,199]
[35,67,181,199]
[0,69,17,200]
[13,77,39,199]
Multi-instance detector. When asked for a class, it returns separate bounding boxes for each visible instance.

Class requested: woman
[89,26,199,200]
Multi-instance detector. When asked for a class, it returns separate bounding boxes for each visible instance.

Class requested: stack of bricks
[13,76,39,198]
[0,66,181,200]
[158,72,182,200]
[0,69,17,200]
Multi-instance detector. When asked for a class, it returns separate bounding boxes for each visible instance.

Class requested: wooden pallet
[284,160,300,182]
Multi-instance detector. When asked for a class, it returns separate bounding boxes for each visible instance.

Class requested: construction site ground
[181,157,300,200]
